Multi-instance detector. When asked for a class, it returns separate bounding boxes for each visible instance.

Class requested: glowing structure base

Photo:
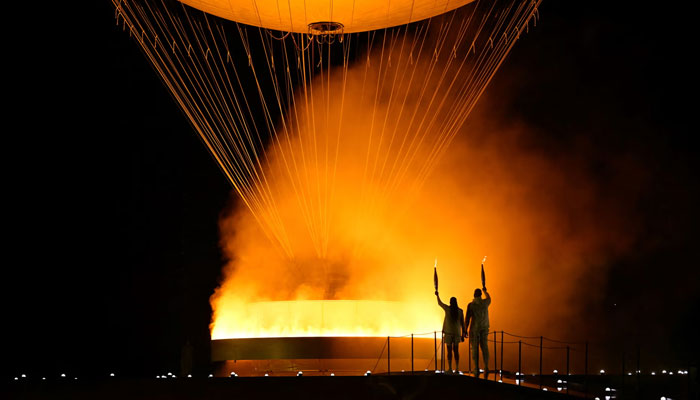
[212,336,438,376]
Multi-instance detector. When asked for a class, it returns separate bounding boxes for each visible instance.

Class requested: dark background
[4,0,698,379]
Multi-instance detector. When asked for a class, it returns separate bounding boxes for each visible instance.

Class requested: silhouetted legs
[470,330,489,378]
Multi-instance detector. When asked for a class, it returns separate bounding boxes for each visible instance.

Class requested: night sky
[4,1,698,379]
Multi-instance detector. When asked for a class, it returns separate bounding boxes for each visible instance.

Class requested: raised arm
[483,287,491,306]
[435,291,448,310]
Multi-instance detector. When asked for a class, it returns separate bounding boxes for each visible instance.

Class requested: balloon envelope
[179,0,475,33]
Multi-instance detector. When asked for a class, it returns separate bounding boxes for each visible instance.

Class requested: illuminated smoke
[210,33,633,342]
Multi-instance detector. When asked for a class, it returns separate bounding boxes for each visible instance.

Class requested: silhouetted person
[465,287,491,378]
[435,291,464,373]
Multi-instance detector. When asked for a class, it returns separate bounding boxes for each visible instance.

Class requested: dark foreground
[5,372,697,400]
[5,375,573,400]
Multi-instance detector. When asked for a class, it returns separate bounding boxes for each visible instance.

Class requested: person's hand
[482,287,487,292]
[435,291,439,296]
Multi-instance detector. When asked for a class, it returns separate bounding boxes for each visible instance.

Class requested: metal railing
[367,329,665,399]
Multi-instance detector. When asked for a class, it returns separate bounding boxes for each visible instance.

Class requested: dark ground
[4,372,698,400]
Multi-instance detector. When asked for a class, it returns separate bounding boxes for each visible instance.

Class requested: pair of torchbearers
[434,258,492,376]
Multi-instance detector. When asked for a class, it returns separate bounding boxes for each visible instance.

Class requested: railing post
[636,344,640,393]
[493,331,497,380]
[566,345,570,395]
[584,341,589,399]
[434,331,437,372]
[621,350,625,396]
[539,336,543,389]
[441,333,445,372]
[500,331,504,379]
[518,340,522,376]
[387,336,391,375]
[411,334,414,375]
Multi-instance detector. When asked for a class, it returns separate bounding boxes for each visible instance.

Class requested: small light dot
[208,374,213,378]
[61,374,66,378]
[110,373,115,377]
[330,373,334,376]
[21,374,27,378]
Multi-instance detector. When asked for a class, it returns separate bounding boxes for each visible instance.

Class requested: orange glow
[210,28,633,342]
[179,0,474,33]
[211,300,440,339]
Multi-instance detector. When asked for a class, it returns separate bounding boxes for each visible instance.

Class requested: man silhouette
[464,287,491,378]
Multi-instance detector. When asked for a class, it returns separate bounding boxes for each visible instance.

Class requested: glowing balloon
[180,0,475,33]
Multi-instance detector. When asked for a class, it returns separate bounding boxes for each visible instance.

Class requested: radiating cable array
[113,0,540,260]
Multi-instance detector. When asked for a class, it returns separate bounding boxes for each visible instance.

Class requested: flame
[211,300,441,338]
